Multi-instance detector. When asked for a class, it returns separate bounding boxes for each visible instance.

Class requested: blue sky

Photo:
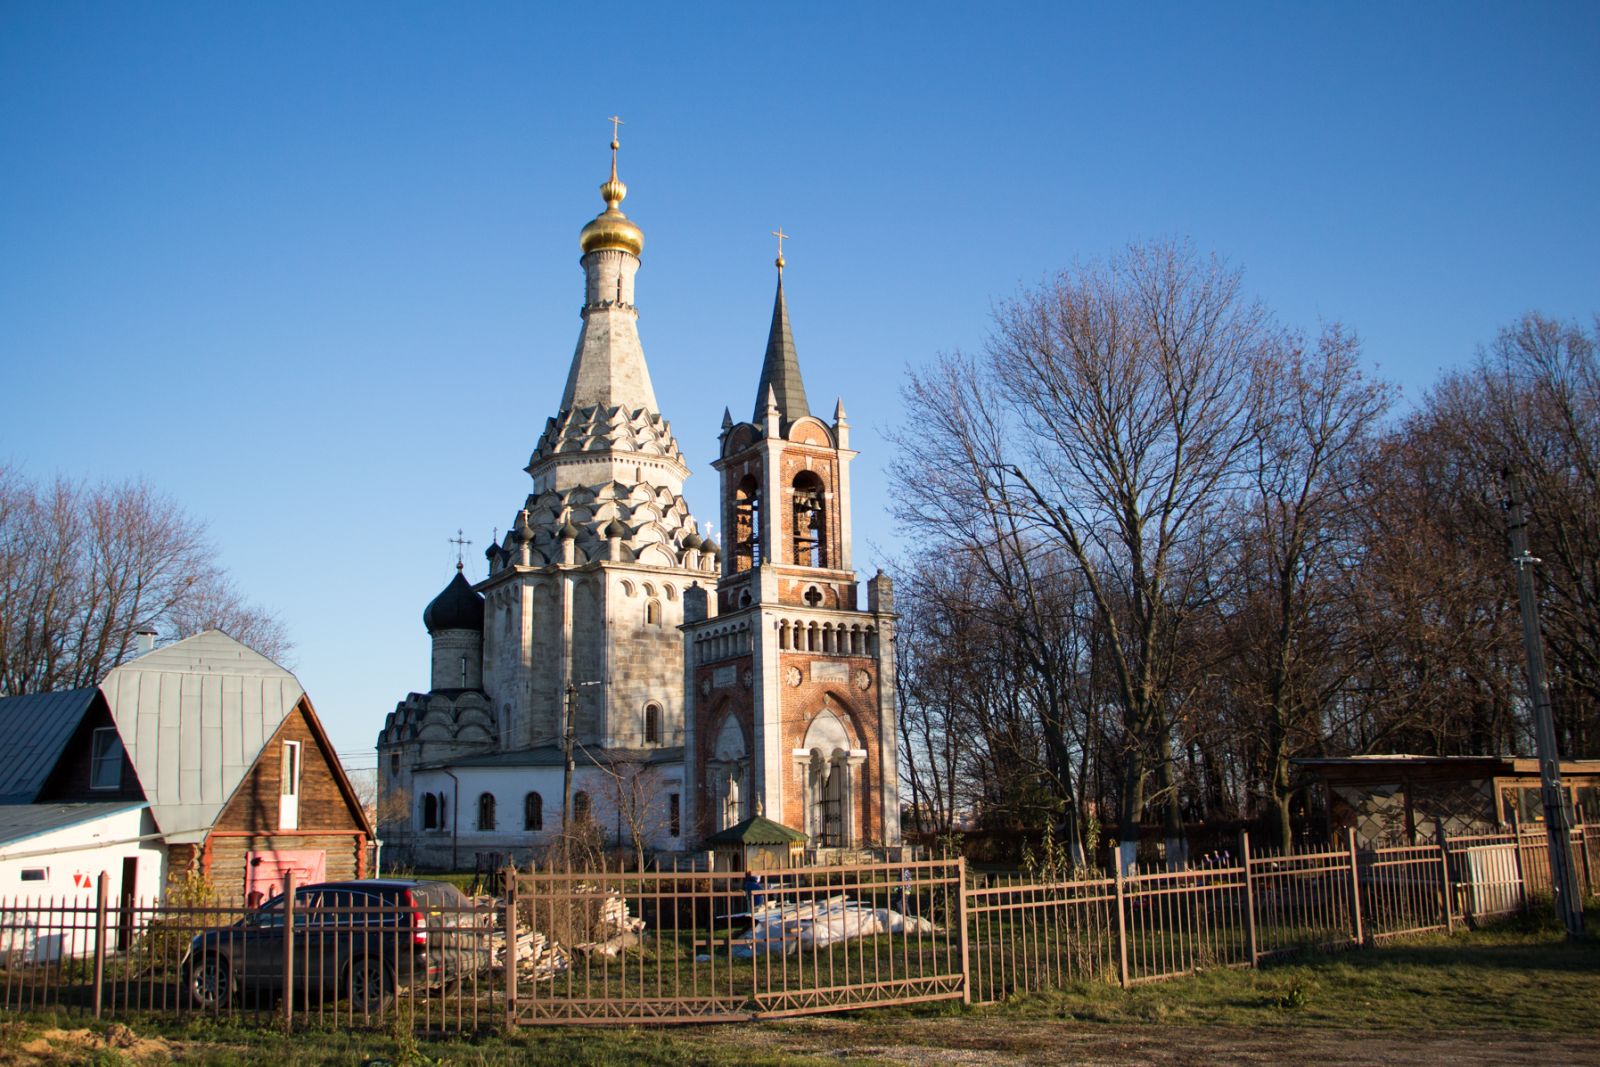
[3,2,1597,768]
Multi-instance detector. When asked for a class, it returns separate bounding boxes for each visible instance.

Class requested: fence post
[1510,811,1527,911]
[282,870,296,1033]
[1581,824,1595,897]
[1239,832,1258,967]
[1345,828,1365,946]
[1113,864,1130,989]
[503,867,518,1028]
[92,872,108,1019]
[1437,827,1454,934]
[955,858,972,1005]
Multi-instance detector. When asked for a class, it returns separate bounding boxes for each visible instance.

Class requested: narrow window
[460,654,468,688]
[389,753,400,777]
[90,728,123,791]
[574,790,591,823]
[281,741,301,798]
[524,791,544,831]
[422,793,439,830]
[477,792,496,831]
[646,599,662,626]
[644,704,662,745]
[669,793,681,837]
[279,740,302,830]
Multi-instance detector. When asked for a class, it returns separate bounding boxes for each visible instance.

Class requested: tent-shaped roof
[0,689,101,804]
[100,630,305,844]
[703,815,808,848]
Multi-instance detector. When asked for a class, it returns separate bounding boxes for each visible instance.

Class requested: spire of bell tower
[752,228,809,426]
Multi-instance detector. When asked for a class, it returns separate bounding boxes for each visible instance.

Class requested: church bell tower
[682,237,902,853]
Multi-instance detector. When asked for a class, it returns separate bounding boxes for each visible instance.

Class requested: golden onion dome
[579,137,644,257]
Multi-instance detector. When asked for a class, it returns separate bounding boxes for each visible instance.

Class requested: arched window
[644,703,662,745]
[477,792,496,831]
[646,599,662,626]
[791,471,826,567]
[421,792,439,830]
[524,792,543,831]
[573,790,592,823]
[734,475,762,571]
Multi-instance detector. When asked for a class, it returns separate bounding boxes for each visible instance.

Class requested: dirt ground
[739,1017,1600,1067]
[2,1018,1598,1066]
[2,1024,172,1064]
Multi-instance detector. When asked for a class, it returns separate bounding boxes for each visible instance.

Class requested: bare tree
[987,241,1274,869]
[592,756,672,871]
[0,465,290,694]
[1216,326,1392,850]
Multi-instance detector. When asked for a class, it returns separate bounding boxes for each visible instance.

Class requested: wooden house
[1295,754,1600,848]
[0,630,373,902]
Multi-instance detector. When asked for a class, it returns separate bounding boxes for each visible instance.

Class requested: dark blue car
[183,878,481,1012]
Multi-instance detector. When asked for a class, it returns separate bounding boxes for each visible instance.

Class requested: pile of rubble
[487,886,646,979]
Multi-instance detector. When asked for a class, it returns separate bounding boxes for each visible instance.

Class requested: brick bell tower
[682,238,902,854]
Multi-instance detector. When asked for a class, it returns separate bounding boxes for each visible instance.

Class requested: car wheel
[188,953,232,1010]
[348,955,394,1013]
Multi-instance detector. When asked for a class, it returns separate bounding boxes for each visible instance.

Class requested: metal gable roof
[0,802,147,848]
[0,688,100,803]
[100,630,305,844]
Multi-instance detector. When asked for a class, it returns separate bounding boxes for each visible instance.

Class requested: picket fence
[1,825,1595,1031]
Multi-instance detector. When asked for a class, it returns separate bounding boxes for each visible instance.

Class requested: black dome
[423,567,484,634]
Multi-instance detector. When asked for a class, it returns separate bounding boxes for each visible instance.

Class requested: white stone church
[377,136,901,869]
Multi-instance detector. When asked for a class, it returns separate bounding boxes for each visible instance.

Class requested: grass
[973,911,1600,1032]
[1,914,1595,1064]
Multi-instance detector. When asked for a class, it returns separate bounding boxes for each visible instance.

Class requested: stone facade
[376,146,899,869]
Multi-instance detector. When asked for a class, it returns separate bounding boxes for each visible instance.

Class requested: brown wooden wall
[199,699,369,899]
[207,833,364,899]
[212,701,365,835]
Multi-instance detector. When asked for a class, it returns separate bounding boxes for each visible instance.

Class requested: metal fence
[507,858,966,1024]
[0,877,499,1032]
[3,826,1596,1029]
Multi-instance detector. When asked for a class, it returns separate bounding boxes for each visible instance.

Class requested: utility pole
[561,679,601,869]
[1503,470,1585,939]
[562,682,577,860]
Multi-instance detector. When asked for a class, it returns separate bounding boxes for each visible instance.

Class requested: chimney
[135,629,158,656]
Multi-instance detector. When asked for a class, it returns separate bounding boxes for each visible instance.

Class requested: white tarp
[731,895,937,958]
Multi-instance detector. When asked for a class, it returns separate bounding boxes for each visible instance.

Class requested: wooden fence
[2,825,1596,1029]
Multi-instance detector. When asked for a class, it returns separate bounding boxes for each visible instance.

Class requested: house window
[477,792,496,831]
[90,728,123,790]
[644,704,662,745]
[646,600,662,626]
[20,869,46,882]
[524,791,543,831]
[573,790,591,823]
[279,740,302,830]
[389,753,400,777]
[669,793,680,837]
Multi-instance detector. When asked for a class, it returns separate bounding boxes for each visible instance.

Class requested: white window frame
[90,727,122,791]
[279,740,302,830]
